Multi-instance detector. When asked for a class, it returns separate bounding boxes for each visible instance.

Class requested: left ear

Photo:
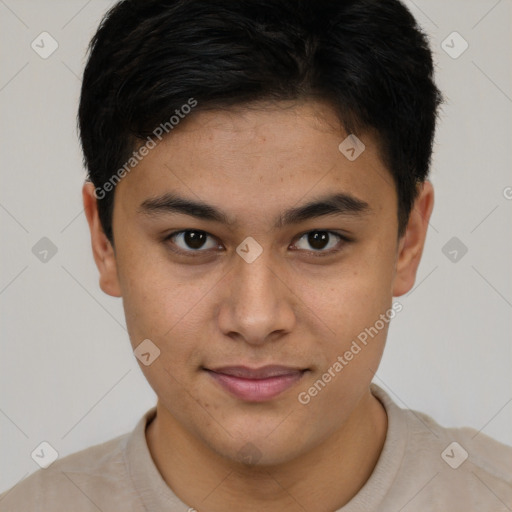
[392,180,434,297]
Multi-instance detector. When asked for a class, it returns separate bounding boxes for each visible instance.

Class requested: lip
[204,365,307,402]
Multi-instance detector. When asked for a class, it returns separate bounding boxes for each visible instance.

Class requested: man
[2,0,511,510]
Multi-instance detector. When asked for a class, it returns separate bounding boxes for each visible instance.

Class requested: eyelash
[162,229,351,258]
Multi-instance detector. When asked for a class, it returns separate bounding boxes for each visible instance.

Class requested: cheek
[116,242,201,342]
[292,256,394,335]
[288,246,396,384]
[119,266,209,410]
[115,243,225,379]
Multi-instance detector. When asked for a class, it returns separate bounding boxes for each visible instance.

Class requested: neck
[146,389,387,512]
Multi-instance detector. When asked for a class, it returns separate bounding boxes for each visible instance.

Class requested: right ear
[82,182,122,297]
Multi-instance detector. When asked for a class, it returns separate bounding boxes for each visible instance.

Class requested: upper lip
[206,365,306,379]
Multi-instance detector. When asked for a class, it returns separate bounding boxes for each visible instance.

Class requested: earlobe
[392,181,434,297]
[82,182,122,298]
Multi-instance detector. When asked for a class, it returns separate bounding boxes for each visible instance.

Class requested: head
[80,0,441,466]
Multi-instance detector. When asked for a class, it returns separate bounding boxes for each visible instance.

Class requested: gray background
[1,0,511,494]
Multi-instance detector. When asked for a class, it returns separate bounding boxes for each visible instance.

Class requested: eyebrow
[138,191,371,228]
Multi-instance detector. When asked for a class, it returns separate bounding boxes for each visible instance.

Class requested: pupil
[308,231,329,250]
[185,231,206,249]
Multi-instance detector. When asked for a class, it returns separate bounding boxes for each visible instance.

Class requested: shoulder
[369,384,512,511]
[0,432,139,512]
[410,406,512,477]
[392,401,512,510]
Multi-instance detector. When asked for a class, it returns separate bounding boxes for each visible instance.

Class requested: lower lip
[206,370,305,402]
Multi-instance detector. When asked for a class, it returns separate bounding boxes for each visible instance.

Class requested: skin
[83,99,433,512]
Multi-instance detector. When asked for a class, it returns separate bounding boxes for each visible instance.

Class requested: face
[84,100,432,466]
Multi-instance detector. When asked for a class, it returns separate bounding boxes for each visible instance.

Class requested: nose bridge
[235,247,280,312]
[219,246,295,344]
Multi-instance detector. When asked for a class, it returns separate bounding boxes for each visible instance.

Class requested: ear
[392,181,434,297]
[82,181,122,297]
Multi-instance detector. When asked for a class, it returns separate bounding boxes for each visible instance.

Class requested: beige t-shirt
[1,384,511,511]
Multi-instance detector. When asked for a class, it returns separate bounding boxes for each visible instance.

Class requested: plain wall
[1,0,511,493]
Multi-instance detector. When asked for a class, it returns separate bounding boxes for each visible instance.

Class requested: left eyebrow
[138,191,371,228]
[275,192,371,228]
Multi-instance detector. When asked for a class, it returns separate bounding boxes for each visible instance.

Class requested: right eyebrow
[138,193,236,225]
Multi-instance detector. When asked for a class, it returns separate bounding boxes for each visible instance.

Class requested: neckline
[125,383,409,511]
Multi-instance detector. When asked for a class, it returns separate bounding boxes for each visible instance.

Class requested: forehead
[114,100,396,222]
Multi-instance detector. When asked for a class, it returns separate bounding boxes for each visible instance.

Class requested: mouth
[203,365,308,402]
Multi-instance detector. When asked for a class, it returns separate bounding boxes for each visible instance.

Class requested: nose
[217,249,296,346]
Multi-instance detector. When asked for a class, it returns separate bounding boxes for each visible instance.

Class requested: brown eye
[167,230,218,252]
[307,231,330,250]
[183,231,207,249]
[293,231,345,253]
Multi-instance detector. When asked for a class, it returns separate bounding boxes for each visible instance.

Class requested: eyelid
[290,230,350,256]
[163,229,351,256]
[164,230,221,256]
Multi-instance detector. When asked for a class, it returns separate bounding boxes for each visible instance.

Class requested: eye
[292,230,346,254]
[165,230,219,253]
[164,229,348,258]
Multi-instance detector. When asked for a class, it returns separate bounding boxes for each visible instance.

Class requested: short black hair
[78,0,442,243]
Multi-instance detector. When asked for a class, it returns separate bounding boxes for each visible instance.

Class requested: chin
[198,418,312,468]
